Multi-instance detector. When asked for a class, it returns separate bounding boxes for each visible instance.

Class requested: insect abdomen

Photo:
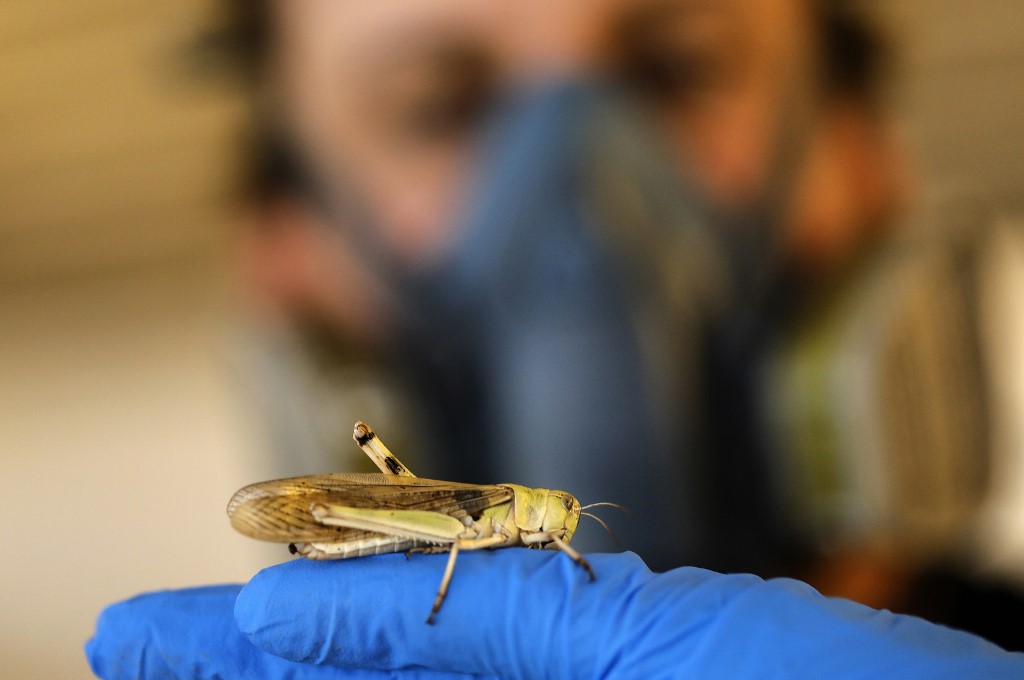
[294,534,432,560]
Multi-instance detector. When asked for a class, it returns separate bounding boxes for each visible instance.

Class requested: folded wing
[227,473,513,543]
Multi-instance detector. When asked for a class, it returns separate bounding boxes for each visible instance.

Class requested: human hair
[192,0,272,86]
[814,1,892,110]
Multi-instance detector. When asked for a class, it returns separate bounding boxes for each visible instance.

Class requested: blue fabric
[88,551,1024,679]
[389,85,703,570]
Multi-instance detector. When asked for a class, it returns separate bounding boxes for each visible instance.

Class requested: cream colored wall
[0,4,274,675]
[0,262,277,679]
[0,3,288,677]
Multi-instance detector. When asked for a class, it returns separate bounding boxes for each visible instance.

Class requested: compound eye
[562,496,574,511]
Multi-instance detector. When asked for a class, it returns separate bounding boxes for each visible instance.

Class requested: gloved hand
[85,583,478,679]
[88,551,1024,679]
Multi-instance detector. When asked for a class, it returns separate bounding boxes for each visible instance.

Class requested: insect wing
[227,473,513,543]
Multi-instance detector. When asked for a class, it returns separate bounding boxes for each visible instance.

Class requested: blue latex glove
[88,551,1024,679]
[85,584,480,679]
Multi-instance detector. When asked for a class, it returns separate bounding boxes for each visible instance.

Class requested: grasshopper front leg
[522,531,596,581]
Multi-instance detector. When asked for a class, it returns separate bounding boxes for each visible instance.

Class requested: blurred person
[220,0,1024,647]
[224,2,1024,647]
[197,0,1024,654]
[769,193,1024,652]
[217,0,911,580]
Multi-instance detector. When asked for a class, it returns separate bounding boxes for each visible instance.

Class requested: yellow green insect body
[227,422,594,622]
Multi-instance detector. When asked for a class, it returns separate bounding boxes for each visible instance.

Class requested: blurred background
[3,1,1024,677]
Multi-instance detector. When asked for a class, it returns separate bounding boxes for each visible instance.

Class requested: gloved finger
[86,584,484,680]
[235,551,1024,679]
[234,551,672,678]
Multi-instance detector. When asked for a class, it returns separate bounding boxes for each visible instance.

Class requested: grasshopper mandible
[228,422,617,623]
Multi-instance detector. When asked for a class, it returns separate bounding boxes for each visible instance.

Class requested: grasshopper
[228,422,618,623]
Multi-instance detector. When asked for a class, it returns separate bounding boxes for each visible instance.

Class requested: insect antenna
[581,511,620,546]
[581,501,632,517]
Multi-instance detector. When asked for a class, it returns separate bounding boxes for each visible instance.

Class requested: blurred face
[272,0,820,266]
